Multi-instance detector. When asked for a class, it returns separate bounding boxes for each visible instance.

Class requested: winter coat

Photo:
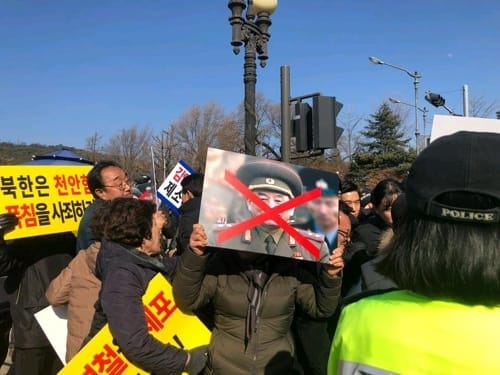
[76,200,101,251]
[45,242,101,361]
[88,239,186,375]
[173,249,342,375]
[342,211,391,296]
[176,196,201,255]
[0,232,75,348]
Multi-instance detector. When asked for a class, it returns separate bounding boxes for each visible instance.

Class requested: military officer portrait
[297,167,341,252]
[209,158,330,263]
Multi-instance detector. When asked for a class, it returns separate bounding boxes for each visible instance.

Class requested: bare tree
[104,125,153,179]
[236,92,281,159]
[84,132,103,162]
[469,96,498,118]
[151,129,181,182]
[170,103,238,172]
[337,112,364,162]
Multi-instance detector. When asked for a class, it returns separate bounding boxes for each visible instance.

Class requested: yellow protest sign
[0,165,93,240]
[59,273,211,375]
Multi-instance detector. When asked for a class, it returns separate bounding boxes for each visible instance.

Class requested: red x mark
[216,169,323,260]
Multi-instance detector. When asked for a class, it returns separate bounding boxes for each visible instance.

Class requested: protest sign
[430,114,500,143]
[59,273,211,375]
[34,305,69,364]
[157,160,194,215]
[199,148,340,263]
[0,165,93,240]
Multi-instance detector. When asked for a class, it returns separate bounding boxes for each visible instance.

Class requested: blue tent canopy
[24,148,94,165]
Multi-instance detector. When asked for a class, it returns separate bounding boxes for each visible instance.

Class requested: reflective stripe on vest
[328,290,500,375]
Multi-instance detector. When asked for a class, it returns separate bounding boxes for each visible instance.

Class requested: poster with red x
[199,148,340,264]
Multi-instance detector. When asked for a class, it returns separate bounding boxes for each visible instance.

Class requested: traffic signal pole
[280,65,291,163]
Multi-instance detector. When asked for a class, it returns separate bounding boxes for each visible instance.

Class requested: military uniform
[209,159,332,263]
[213,225,330,263]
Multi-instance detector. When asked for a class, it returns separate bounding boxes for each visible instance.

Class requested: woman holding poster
[86,198,207,375]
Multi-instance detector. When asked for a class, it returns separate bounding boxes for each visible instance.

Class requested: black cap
[236,160,303,198]
[406,131,500,223]
[298,167,339,197]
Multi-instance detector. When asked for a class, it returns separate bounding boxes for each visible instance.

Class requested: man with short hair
[76,160,133,250]
[339,180,361,219]
[173,173,204,256]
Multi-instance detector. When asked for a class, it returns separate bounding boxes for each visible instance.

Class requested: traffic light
[312,96,344,150]
[425,92,446,108]
[292,102,312,152]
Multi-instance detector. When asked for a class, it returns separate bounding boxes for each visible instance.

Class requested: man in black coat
[0,213,75,375]
[174,173,204,256]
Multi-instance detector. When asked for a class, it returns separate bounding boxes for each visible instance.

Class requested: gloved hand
[184,345,208,375]
[0,213,18,239]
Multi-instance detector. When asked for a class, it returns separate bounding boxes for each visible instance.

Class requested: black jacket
[89,239,186,375]
[176,196,201,255]
[0,233,75,348]
[342,211,391,296]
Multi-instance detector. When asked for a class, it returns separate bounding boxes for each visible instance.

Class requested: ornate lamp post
[228,0,278,156]
[389,97,429,149]
[369,56,422,154]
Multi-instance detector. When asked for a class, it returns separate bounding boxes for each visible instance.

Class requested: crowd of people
[1,130,500,374]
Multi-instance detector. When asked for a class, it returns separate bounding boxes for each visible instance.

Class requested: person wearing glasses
[45,161,133,363]
[76,160,133,251]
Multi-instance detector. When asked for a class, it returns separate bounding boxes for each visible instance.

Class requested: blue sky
[1,1,499,149]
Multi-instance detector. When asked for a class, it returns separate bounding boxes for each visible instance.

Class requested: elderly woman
[87,198,207,375]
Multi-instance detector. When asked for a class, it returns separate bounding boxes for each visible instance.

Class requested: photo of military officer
[297,167,340,252]
[199,148,331,263]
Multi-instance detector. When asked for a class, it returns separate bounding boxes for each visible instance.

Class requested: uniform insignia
[212,223,234,232]
[297,229,325,243]
[265,177,275,185]
[242,229,252,243]
[315,178,328,190]
[288,235,297,247]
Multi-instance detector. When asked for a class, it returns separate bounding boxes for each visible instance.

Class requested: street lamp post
[369,56,422,154]
[228,0,277,156]
[389,97,429,149]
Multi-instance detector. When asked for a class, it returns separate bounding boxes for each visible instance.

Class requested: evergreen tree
[348,102,415,189]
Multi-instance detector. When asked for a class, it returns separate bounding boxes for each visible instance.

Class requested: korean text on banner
[0,165,93,240]
[59,273,211,375]
[157,160,194,215]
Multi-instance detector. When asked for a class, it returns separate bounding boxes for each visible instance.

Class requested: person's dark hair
[339,199,353,215]
[391,193,407,230]
[340,180,359,195]
[377,192,500,306]
[370,178,402,207]
[97,197,156,247]
[87,160,122,198]
[181,173,204,197]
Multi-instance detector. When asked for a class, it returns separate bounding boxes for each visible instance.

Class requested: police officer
[214,159,330,263]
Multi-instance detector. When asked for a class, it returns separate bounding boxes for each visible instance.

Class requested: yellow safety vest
[328,290,500,375]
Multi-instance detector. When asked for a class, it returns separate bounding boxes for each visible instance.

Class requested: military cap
[236,160,303,198]
[298,167,340,196]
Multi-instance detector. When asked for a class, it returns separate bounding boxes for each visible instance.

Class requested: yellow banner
[59,273,211,375]
[0,165,93,240]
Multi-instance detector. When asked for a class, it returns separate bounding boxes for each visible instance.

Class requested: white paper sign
[34,305,68,364]
[430,115,500,143]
